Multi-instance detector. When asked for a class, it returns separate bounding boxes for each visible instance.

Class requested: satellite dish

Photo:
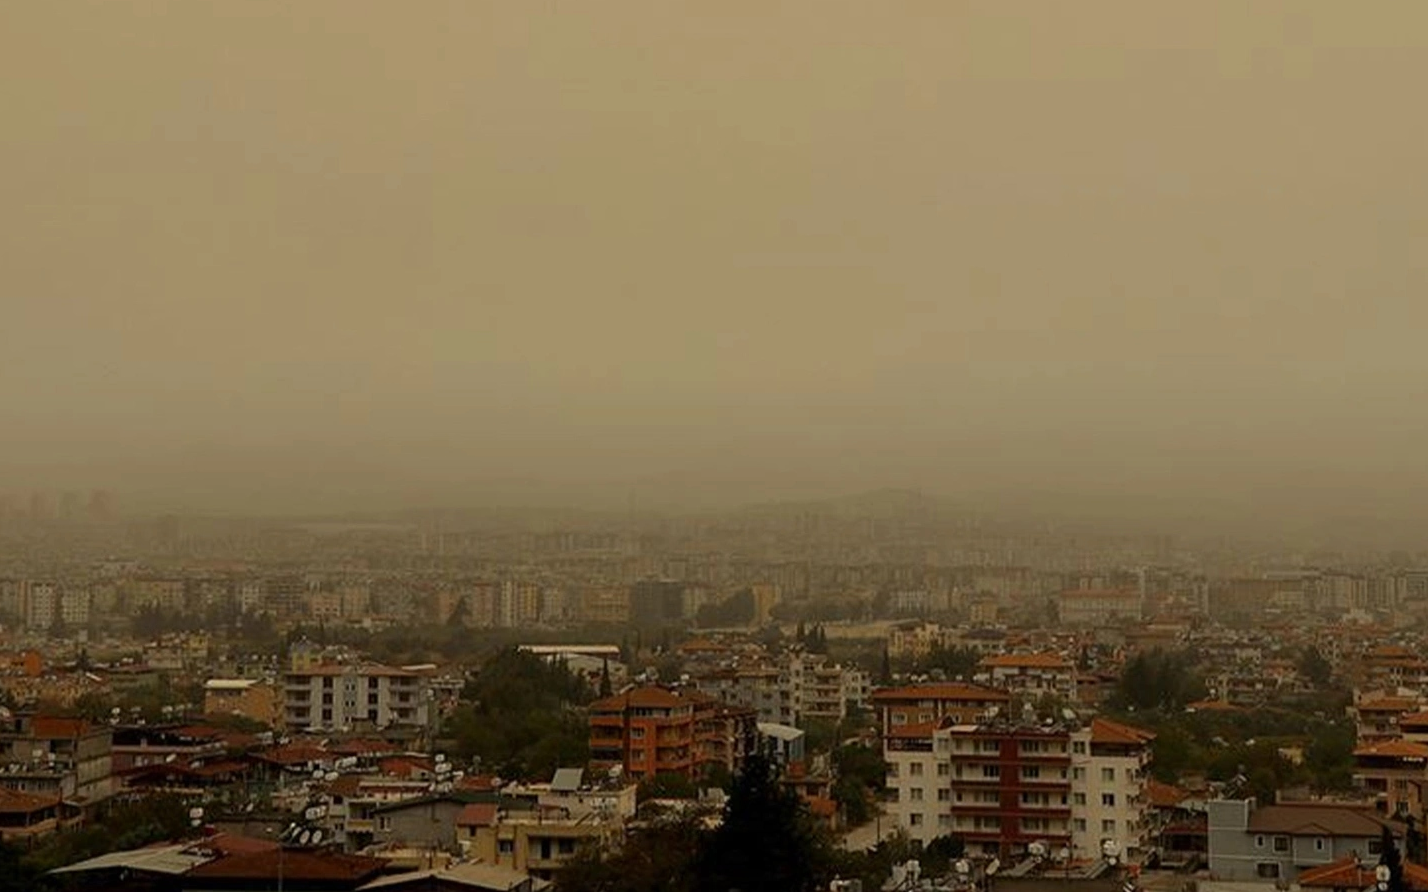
[986,859,1001,876]
[310,829,323,845]
[435,753,447,763]
[166,754,178,763]
[188,807,205,820]
[298,829,313,846]
[1029,841,1047,859]
[954,859,971,877]
[325,771,339,782]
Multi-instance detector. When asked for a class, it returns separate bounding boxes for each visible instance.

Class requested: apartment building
[976,652,1078,702]
[588,686,697,781]
[1070,718,1155,861]
[588,686,755,781]
[885,720,1073,855]
[283,663,431,732]
[0,715,114,811]
[691,652,869,727]
[1058,589,1141,627]
[203,678,282,728]
[1353,738,1428,817]
[871,683,1010,734]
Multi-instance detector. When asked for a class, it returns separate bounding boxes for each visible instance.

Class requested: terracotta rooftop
[455,802,499,827]
[1090,717,1155,746]
[187,849,387,883]
[1299,856,1428,891]
[0,786,60,814]
[980,653,1073,669]
[871,683,1010,703]
[1354,739,1428,760]
[1144,778,1189,808]
[30,716,94,739]
[589,686,687,712]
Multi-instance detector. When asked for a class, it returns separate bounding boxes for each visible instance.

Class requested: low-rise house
[1207,799,1403,883]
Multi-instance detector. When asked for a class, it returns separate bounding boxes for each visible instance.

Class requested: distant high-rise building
[28,491,54,522]
[87,489,116,522]
[58,491,82,522]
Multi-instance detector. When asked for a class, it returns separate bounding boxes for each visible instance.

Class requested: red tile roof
[1145,778,1190,809]
[885,722,939,740]
[187,849,387,882]
[1300,856,1428,891]
[455,803,499,827]
[980,653,1073,670]
[871,683,1010,703]
[30,716,93,738]
[590,686,686,712]
[1354,739,1428,760]
[1090,717,1155,746]
[0,786,60,814]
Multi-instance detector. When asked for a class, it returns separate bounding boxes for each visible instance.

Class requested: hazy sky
[4,2,1428,520]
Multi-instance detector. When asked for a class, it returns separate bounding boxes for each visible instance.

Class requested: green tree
[554,814,706,892]
[638,772,699,802]
[1298,646,1333,688]
[696,753,836,892]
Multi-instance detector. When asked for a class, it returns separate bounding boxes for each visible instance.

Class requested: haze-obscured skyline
[4,2,1428,527]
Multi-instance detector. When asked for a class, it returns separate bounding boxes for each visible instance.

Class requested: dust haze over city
[4,1,1428,546]
[7,5,1428,890]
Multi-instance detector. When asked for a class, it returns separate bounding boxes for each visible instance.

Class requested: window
[369,677,380,689]
[367,708,378,721]
[910,762,925,777]
[1102,793,1116,807]
[1102,819,1116,833]
[910,787,924,802]
[631,727,645,739]
[322,708,333,722]
[1101,767,1116,782]
[1074,819,1087,832]
[1022,766,1041,780]
[1315,838,1326,852]
[887,789,900,803]
[499,840,514,855]
[1073,741,1087,754]
[367,693,379,705]
[981,765,1001,779]
[378,817,391,831]
[1257,863,1281,880]
[938,815,952,828]
[322,693,334,705]
[936,787,951,802]
[910,813,924,827]
[322,677,333,689]
[1072,767,1086,781]
[1370,838,1384,855]
[887,764,899,778]
[1273,837,1289,854]
[1073,793,1087,806]
[1255,835,1265,849]
[937,763,950,776]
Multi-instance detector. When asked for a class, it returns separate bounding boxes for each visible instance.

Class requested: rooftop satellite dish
[166,753,178,763]
[313,768,325,780]
[986,859,1001,876]
[1029,841,1047,859]
[310,829,323,845]
[955,859,971,877]
[188,807,205,820]
[435,753,447,763]
[325,771,338,782]
[298,829,313,846]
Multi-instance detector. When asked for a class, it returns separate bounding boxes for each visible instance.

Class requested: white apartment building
[59,588,91,628]
[693,652,869,727]
[976,652,1078,702]
[884,717,1154,858]
[1070,718,1155,861]
[283,663,432,732]
[25,582,57,630]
